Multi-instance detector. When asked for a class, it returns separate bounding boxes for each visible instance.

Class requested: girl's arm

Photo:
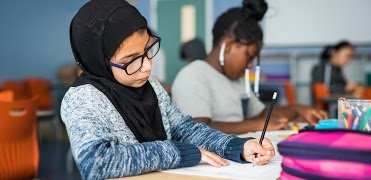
[61,86,201,179]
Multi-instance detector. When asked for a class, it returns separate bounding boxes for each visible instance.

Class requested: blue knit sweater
[61,77,251,180]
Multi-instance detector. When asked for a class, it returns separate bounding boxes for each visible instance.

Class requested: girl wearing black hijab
[62,0,275,179]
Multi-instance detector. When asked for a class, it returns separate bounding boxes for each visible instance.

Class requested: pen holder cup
[338,99,371,131]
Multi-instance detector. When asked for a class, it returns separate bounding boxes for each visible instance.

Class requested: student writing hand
[292,105,328,124]
[346,82,359,92]
[198,147,229,167]
[268,115,289,130]
[248,115,289,131]
[242,138,275,166]
[346,82,363,98]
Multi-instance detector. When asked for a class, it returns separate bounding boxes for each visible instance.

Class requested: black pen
[253,92,277,167]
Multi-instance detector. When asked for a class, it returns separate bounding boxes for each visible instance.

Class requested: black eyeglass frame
[110,35,161,75]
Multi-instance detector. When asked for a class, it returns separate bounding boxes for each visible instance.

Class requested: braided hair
[212,0,267,47]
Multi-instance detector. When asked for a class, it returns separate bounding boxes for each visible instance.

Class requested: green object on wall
[367,73,371,86]
[157,0,205,85]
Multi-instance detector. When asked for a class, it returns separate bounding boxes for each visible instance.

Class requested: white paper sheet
[163,158,282,180]
[163,130,298,180]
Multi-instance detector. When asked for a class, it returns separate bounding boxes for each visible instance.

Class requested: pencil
[253,91,277,167]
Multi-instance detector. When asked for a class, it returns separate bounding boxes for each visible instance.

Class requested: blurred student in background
[172,0,328,135]
[62,0,276,178]
[180,38,207,63]
[312,41,362,97]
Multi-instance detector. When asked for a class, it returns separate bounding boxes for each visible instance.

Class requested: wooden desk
[108,172,230,180]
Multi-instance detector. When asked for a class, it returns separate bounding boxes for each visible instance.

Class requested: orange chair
[0,97,39,179]
[24,77,65,139]
[0,90,14,102]
[283,81,296,105]
[23,77,53,110]
[362,86,371,99]
[312,83,330,110]
[1,80,31,100]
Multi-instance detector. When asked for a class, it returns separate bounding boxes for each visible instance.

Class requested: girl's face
[110,30,157,88]
[224,41,260,80]
[331,46,354,68]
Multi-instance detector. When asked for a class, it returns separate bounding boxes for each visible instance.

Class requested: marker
[253,92,277,167]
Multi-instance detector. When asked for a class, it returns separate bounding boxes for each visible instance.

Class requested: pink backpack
[278,129,371,180]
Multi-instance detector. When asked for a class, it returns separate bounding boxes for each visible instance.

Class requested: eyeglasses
[110,35,161,75]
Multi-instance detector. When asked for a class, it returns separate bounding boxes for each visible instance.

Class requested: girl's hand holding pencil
[242,138,275,166]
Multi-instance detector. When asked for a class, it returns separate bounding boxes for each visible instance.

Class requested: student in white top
[172,0,328,134]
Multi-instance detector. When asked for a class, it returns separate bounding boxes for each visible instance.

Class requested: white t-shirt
[172,60,265,122]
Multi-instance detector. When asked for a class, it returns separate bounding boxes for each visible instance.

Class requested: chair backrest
[1,80,30,100]
[283,81,296,106]
[0,97,39,179]
[0,90,14,102]
[362,86,371,100]
[312,83,330,110]
[23,77,53,110]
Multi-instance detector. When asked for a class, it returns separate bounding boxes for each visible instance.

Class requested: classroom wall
[0,0,87,84]
[264,0,371,46]
[0,0,370,106]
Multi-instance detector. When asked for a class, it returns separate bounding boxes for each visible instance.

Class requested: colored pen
[338,98,348,128]
[350,105,360,128]
[359,108,371,131]
[254,92,277,167]
[365,123,370,131]
[354,105,362,117]
[343,100,352,129]
[352,117,359,130]
[356,102,365,112]
[341,112,348,127]
[351,105,362,130]
[368,117,371,131]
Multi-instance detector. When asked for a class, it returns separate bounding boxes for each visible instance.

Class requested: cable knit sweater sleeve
[61,84,200,180]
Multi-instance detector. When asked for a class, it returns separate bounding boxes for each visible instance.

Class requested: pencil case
[277,129,371,180]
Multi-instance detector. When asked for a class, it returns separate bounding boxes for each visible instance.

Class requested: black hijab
[69,0,167,142]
